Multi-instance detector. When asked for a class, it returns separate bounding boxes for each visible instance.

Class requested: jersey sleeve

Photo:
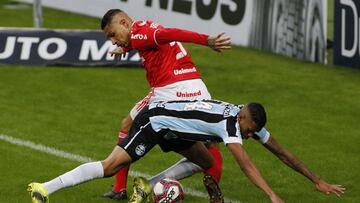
[154,28,209,46]
[253,128,271,144]
[223,135,243,145]
[222,118,243,145]
[130,21,209,50]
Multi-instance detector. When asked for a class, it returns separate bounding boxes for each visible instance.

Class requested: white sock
[149,158,202,187]
[43,161,104,194]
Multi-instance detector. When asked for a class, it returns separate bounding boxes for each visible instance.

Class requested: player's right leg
[27,146,132,203]
[27,183,49,203]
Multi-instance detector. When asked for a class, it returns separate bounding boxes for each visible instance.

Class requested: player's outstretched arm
[263,136,346,197]
[207,32,231,53]
[226,143,284,203]
[155,28,230,52]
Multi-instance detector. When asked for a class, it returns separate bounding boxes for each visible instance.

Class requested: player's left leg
[203,142,224,203]
[148,148,224,203]
[149,142,222,184]
[177,141,224,203]
[149,157,202,187]
[204,142,223,183]
[176,141,214,170]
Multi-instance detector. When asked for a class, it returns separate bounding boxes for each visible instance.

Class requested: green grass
[1,0,360,202]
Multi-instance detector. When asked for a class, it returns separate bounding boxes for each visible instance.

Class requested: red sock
[113,130,130,192]
[204,146,223,183]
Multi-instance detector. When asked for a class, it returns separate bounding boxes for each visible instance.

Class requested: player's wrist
[206,37,213,46]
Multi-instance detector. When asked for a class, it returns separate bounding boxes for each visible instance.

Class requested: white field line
[0,134,240,203]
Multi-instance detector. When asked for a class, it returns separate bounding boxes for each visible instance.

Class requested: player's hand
[109,47,126,60]
[207,32,231,53]
[315,180,345,197]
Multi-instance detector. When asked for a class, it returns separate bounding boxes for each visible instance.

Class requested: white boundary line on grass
[0,134,240,203]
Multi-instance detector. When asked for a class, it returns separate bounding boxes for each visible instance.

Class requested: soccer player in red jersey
[100,9,230,202]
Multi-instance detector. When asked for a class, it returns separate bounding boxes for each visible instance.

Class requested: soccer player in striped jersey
[27,100,345,203]
[100,9,229,201]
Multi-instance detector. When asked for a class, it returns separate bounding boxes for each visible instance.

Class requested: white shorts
[130,79,211,119]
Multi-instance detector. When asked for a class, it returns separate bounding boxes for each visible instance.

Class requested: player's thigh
[129,90,154,120]
[177,141,214,170]
[121,114,133,132]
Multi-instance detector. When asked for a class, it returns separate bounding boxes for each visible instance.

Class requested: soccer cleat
[103,190,128,200]
[128,177,151,203]
[27,182,49,203]
[203,175,224,203]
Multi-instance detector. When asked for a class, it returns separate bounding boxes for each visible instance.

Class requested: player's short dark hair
[247,102,267,131]
[101,9,123,30]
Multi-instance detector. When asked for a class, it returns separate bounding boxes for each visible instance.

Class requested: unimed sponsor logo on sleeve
[0,28,141,67]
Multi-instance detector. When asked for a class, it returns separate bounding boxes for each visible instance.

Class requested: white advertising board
[20,0,327,63]
[21,0,253,45]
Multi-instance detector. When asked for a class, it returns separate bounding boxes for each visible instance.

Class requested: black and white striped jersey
[148,100,270,145]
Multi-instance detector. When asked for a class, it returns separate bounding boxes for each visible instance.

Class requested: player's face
[103,15,131,47]
[237,106,257,139]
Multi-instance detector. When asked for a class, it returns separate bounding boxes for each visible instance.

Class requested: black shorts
[118,107,196,161]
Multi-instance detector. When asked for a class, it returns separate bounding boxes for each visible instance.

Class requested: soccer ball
[152,178,185,203]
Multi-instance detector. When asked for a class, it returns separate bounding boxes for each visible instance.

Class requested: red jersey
[125,20,209,87]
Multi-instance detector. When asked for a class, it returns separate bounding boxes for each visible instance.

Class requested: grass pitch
[1,0,360,202]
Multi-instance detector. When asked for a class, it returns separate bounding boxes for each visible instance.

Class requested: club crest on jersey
[135,144,146,156]
[131,34,148,40]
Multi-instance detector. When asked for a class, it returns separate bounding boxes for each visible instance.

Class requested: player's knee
[202,155,214,170]
[101,159,129,177]
[101,159,117,177]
